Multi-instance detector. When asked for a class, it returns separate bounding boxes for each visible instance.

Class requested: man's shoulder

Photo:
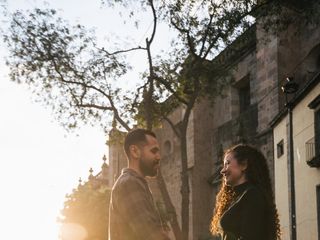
[113,169,146,192]
[110,169,152,208]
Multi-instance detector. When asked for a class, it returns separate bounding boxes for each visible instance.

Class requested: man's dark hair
[124,128,157,158]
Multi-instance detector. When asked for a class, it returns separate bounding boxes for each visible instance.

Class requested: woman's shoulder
[240,184,266,205]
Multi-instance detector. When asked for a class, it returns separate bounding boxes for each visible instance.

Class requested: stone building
[108,124,127,184]
[107,3,320,240]
[85,154,112,189]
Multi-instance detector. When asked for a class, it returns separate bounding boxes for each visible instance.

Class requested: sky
[0,0,172,239]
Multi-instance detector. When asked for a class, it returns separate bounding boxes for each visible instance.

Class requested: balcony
[306,137,320,168]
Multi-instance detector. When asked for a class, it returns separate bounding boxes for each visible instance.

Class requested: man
[108,128,170,240]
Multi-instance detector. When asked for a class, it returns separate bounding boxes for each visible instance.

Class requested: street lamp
[281,77,299,240]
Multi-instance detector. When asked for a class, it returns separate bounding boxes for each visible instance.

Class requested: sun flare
[59,223,88,240]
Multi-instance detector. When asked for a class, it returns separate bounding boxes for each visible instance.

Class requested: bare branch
[76,103,113,111]
[49,53,131,131]
[147,0,157,45]
[199,13,214,57]
[162,115,180,138]
[99,46,146,55]
[129,82,148,113]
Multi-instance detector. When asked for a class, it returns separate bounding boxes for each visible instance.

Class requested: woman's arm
[239,188,267,240]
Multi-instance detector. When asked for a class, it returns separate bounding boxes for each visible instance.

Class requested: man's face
[138,134,161,177]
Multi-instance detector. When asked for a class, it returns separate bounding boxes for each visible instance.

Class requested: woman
[211,144,281,240]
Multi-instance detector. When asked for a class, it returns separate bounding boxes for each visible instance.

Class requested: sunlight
[0,76,107,240]
[59,223,88,240]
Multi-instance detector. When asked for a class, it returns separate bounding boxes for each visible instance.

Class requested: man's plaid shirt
[108,168,170,240]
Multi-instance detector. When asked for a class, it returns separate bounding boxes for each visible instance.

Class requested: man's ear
[129,145,141,159]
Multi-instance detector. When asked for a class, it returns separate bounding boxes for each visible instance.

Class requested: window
[308,94,320,165]
[306,137,316,162]
[315,109,320,156]
[234,75,251,114]
[239,83,251,113]
[277,140,284,158]
[163,140,172,155]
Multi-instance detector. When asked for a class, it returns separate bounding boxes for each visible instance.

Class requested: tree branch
[199,13,214,57]
[154,75,188,105]
[147,0,157,45]
[162,115,180,138]
[48,53,131,131]
[170,18,197,57]
[202,0,272,59]
[99,46,146,56]
[76,103,113,111]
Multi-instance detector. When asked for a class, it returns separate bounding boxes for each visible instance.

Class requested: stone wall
[108,128,127,186]
[191,99,215,240]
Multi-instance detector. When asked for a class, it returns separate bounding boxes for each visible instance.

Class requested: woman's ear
[241,159,248,172]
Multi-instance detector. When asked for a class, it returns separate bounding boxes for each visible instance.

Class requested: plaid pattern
[108,168,170,240]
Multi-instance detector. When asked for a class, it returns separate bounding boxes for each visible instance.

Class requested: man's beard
[140,158,158,177]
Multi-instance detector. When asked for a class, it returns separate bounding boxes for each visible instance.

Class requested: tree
[3,0,319,239]
[59,179,111,240]
[2,3,182,239]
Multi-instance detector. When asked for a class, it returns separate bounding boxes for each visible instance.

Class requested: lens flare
[59,223,88,240]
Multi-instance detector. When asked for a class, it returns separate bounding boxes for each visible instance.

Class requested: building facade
[108,3,320,239]
[272,74,320,240]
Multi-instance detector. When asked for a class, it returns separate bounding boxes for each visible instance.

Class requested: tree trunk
[144,80,182,240]
[180,125,190,240]
[157,171,182,240]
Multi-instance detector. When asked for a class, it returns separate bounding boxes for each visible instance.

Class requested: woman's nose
[220,167,226,175]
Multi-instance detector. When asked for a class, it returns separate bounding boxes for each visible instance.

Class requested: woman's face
[220,152,247,187]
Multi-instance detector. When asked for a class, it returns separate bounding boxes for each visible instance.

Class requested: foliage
[59,180,111,240]
[2,0,260,133]
[3,8,132,132]
[3,1,320,131]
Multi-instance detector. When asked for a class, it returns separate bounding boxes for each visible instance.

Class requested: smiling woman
[211,144,281,240]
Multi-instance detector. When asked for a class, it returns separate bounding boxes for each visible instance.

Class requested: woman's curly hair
[210,144,281,240]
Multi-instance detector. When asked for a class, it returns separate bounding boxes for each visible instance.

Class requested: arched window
[163,140,172,155]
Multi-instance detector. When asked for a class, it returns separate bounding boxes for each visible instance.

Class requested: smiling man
[108,128,170,240]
